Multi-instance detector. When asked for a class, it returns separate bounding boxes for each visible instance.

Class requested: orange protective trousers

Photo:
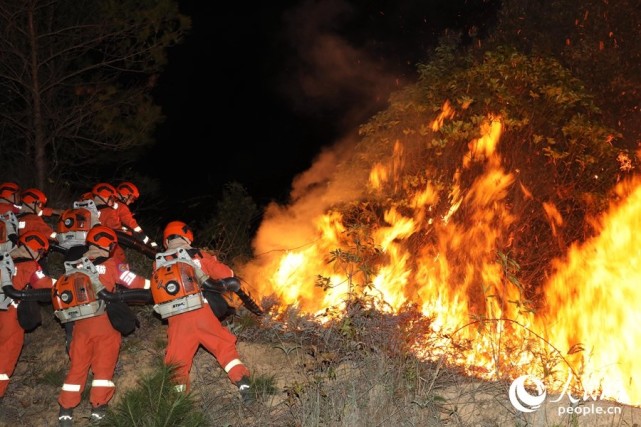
[0,306,23,397]
[57,314,121,409]
[165,305,250,390]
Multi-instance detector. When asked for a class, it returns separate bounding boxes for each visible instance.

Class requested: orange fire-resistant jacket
[0,201,20,215]
[156,248,250,391]
[0,258,53,397]
[57,255,148,410]
[95,203,120,230]
[115,202,141,232]
[17,213,57,240]
[94,203,130,266]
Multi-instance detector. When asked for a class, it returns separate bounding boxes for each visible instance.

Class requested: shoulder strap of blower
[0,211,19,252]
[0,252,16,310]
[72,200,100,227]
[153,247,206,278]
[60,256,105,295]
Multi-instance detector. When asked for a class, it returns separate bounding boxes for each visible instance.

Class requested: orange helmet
[21,188,47,206]
[86,225,118,251]
[163,220,193,243]
[19,230,50,254]
[0,182,20,200]
[117,182,140,201]
[92,183,117,203]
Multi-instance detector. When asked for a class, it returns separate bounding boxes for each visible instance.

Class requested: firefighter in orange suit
[0,182,21,215]
[2,183,62,218]
[115,181,158,248]
[89,183,128,266]
[0,231,54,398]
[17,188,58,241]
[0,183,21,253]
[156,220,253,402]
[57,225,150,426]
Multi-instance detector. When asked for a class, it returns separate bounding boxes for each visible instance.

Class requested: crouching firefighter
[0,231,55,399]
[54,225,151,426]
[150,220,257,403]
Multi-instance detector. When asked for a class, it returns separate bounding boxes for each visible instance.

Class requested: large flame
[239,107,640,407]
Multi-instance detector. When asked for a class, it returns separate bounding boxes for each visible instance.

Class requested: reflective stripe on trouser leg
[0,374,9,397]
[59,381,84,408]
[90,378,116,407]
[62,383,82,392]
[224,359,243,373]
[91,379,115,388]
[224,359,250,383]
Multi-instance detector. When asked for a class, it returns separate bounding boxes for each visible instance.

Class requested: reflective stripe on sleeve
[119,271,136,285]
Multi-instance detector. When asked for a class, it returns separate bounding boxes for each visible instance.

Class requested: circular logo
[508,375,547,412]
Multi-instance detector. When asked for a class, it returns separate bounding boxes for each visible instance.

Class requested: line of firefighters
[0,181,261,426]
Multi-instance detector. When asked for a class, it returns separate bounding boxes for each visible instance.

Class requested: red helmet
[19,230,50,253]
[0,182,20,200]
[86,225,118,251]
[21,188,47,206]
[163,220,193,243]
[117,182,140,201]
[92,183,117,203]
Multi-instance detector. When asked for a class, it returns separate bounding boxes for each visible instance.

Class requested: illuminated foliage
[353,35,635,293]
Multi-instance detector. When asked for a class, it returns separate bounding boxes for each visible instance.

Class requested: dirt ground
[0,304,317,427]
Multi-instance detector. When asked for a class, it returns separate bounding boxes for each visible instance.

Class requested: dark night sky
[141,0,498,222]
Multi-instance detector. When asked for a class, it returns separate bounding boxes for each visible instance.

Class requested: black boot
[58,406,73,427]
[91,403,108,422]
[237,376,254,404]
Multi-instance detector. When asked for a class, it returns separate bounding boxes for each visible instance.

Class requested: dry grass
[1,297,639,427]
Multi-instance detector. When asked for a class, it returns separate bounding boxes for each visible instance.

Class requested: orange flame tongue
[240,114,640,407]
[538,177,641,406]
